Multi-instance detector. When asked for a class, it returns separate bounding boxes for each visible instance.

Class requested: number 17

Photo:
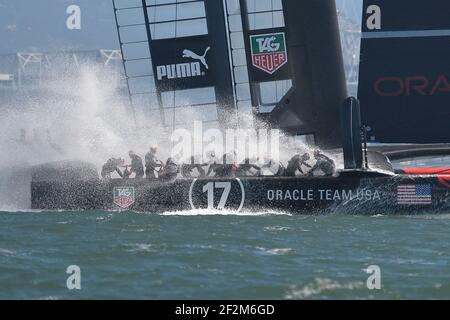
[203,182,231,209]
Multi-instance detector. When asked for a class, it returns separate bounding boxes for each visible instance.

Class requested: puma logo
[182,47,211,69]
[156,46,211,81]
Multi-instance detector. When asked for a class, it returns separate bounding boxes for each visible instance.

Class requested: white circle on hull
[189,178,245,213]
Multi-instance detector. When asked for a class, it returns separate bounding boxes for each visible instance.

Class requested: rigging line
[112,0,137,127]
[151,7,160,128]
[223,0,239,130]
[151,0,163,130]
[153,0,168,132]
[142,0,166,128]
[270,0,279,104]
[171,0,179,147]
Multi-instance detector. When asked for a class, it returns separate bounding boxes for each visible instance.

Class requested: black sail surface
[359,0,450,144]
[112,0,235,130]
[235,0,348,149]
[113,0,349,149]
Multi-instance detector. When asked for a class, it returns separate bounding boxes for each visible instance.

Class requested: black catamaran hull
[28,0,450,214]
[31,172,450,215]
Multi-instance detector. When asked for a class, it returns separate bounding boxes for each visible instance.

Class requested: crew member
[145,146,163,180]
[308,150,336,177]
[285,153,312,176]
[125,151,144,179]
[213,153,236,178]
[46,130,65,155]
[206,151,220,177]
[260,155,285,176]
[161,157,179,181]
[101,158,124,179]
[181,156,206,178]
[236,158,261,177]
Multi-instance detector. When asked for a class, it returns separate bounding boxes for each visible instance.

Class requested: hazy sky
[0,0,362,55]
[0,0,119,54]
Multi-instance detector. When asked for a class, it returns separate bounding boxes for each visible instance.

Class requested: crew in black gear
[101,158,124,179]
[236,158,261,177]
[212,154,236,178]
[308,150,336,177]
[206,151,221,177]
[181,156,206,178]
[161,157,179,181]
[145,146,163,179]
[125,151,144,179]
[260,156,285,176]
[285,153,312,176]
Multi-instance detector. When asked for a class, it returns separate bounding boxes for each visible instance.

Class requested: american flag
[397,184,432,205]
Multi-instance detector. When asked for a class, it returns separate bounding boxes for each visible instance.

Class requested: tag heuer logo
[250,32,288,74]
[113,187,135,209]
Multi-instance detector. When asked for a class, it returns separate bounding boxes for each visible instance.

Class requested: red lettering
[374,75,450,96]
[374,77,404,96]
[405,76,428,96]
[430,75,450,95]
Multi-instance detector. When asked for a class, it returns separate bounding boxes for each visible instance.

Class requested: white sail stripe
[362,29,450,39]
[398,196,432,199]
[398,201,432,203]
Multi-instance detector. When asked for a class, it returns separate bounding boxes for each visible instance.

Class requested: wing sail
[113,0,236,130]
[358,0,450,144]
[227,0,348,148]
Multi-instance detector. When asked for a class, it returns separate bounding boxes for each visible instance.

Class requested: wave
[285,278,365,299]
[159,209,293,216]
[0,209,46,214]
[255,247,293,255]
[0,248,17,257]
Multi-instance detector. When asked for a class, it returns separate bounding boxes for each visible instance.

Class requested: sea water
[1,210,450,300]
[1,53,448,300]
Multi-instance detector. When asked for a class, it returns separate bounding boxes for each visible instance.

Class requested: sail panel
[359,0,450,144]
[150,36,214,92]
[113,0,235,129]
[361,1,450,32]
[225,0,292,123]
[263,0,347,148]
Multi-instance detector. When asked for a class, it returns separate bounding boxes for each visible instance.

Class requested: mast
[238,0,348,149]
[274,0,347,148]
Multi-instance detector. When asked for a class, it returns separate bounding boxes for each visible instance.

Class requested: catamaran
[30,0,450,214]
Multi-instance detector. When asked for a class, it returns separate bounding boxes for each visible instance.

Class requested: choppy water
[1,210,450,300]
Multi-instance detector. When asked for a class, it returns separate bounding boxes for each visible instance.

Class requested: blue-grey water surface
[1,210,450,299]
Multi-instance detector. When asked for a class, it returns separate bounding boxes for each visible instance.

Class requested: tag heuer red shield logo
[113,187,135,209]
[250,32,288,74]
